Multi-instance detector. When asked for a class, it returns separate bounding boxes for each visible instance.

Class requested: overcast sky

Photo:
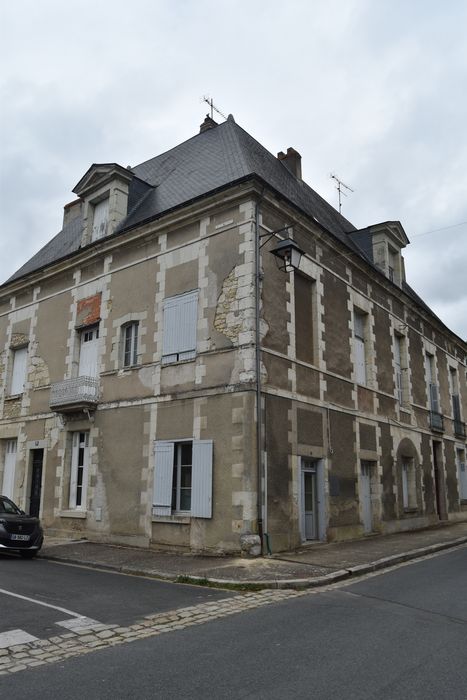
[1,0,466,340]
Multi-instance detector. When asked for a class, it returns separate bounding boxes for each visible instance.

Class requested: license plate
[11,534,30,541]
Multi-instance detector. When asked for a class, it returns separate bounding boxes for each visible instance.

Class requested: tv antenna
[330,173,354,214]
[202,95,227,121]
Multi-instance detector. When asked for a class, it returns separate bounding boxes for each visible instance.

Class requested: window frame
[122,321,139,368]
[353,309,367,386]
[153,438,212,518]
[69,431,90,511]
[401,458,417,511]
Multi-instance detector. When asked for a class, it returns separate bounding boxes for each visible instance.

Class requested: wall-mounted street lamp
[259,226,304,274]
[270,237,303,273]
[255,218,304,557]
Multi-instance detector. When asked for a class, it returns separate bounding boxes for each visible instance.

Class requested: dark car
[0,496,43,558]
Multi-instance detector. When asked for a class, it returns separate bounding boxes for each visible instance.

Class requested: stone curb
[39,536,467,591]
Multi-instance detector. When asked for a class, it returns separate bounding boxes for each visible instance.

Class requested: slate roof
[6,115,359,284]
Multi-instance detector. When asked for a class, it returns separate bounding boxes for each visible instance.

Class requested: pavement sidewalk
[39,520,467,590]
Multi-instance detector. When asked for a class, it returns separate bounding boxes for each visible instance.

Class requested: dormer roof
[73,163,134,198]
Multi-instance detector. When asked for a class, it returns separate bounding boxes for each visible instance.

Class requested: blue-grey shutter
[191,440,213,518]
[153,441,174,516]
[162,291,198,361]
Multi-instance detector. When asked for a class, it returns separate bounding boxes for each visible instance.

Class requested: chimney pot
[200,114,218,133]
[277,147,302,180]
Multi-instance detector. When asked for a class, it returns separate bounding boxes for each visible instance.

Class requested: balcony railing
[429,410,444,432]
[50,376,99,412]
[454,418,466,439]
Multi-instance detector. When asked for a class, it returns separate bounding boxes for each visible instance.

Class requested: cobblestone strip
[0,590,305,675]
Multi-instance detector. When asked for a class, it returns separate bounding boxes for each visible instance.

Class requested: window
[425,352,443,430]
[354,310,367,385]
[294,273,316,365]
[449,368,464,437]
[10,346,28,395]
[153,439,212,518]
[162,290,198,364]
[394,334,408,404]
[401,459,416,510]
[122,322,139,367]
[69,432,89,510]
[457,449,467,501]
[91,198,109,241]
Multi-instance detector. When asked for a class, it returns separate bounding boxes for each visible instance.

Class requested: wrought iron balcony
[50,376,99,413]
[454,418,466,439]
[429,410,444,432]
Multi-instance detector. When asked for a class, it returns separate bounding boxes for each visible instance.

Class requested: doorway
[29,449,44,517]
[300,458,325,541]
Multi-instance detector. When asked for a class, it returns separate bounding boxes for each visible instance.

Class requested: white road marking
[0,586,91,619]
[0,629,38,648]
[56,617,101,632]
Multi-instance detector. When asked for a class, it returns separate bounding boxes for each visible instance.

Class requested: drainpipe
[254,202,265,552]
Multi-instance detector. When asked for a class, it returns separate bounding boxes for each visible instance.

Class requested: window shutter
[191,440,213,518]
[162,291,198,359]
[11,347,28,394]
[355,337,366,384]
[92,199,109,241]
[153,441,174,516]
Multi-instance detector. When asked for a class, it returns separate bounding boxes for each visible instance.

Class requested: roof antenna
[330,173,354,214]
[202,95,227,121]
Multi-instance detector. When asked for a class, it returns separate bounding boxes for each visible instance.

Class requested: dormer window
[349,221,409,288]
[91,198,109,242]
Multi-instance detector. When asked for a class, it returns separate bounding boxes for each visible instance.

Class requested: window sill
[399,406,412,414]
[152,515,190,525]
[59,510,88,519]
[5,394,23,400]
[403,507,418,515]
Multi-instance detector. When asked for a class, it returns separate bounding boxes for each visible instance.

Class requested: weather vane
[330,173,354,214]
[202,95,227,121]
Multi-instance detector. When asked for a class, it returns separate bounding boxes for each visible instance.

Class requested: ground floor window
[457,448,467,501]
[70,431,89,510]
[1,439,17,500]
[153,439,212,518]
[401,459,417,510]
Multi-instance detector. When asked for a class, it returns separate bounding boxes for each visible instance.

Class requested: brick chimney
[200,114,218,133]
[277,147,302,179]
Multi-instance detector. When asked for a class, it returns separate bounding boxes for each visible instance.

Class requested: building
[1,114,466,554]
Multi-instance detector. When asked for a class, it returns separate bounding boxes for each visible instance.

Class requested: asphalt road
[0,553,234,641]
[1,546,467,699]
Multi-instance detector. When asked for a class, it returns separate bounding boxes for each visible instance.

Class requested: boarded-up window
[295,273,315,364]
[354,310,367,385]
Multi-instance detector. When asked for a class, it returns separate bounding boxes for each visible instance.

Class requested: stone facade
[1,119,466,554]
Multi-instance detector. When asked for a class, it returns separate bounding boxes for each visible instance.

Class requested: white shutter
[2,440,17,499]
[355,337,366,385]
[92,199,109,241]
[191,440,213,518]
[11,347,28,394]
[162,291,198,361]
[153,441,174,516]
